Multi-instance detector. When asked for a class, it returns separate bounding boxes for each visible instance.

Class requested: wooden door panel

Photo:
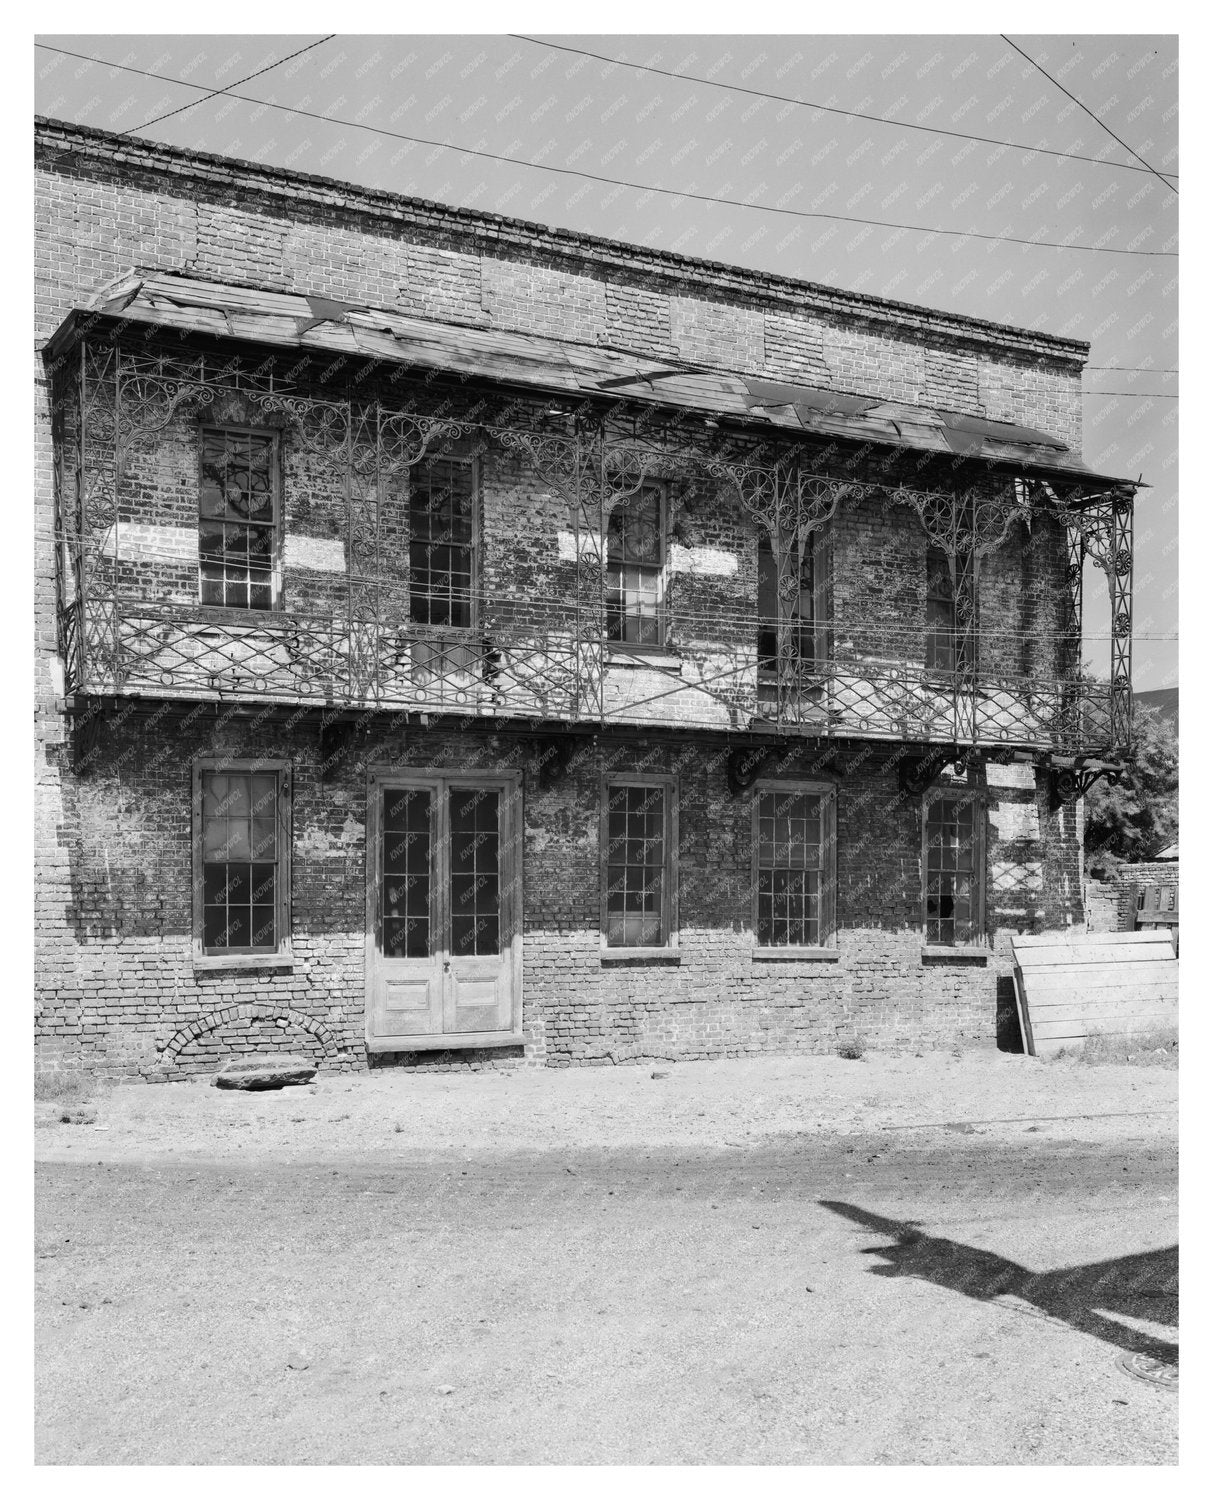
[367,770,521,1051]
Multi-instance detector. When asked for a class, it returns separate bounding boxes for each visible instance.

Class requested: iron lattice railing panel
[49,333,1135,759]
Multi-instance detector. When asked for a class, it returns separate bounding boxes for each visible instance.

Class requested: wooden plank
[1016,944,1175,968]
[1031,1015,1176,1040]
[1012,930,1170,949]
[1012,964,1035,1056]
[1028,997,1177,1020]
[1022,962,1177,991]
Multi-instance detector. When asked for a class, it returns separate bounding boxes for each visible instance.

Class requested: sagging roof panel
[47,270,1136,489]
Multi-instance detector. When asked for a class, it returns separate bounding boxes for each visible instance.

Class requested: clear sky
[33,31,1179,689]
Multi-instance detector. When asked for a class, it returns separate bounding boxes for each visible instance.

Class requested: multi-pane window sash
[199,428,278,610]
[757,533,815,678]
[925,545,968,674]
[923,793,984,946]
[606,486,665,646]
[603,778,676,948]
[410,459,476,629]
[753,783,835,947]
[199,769,286,954]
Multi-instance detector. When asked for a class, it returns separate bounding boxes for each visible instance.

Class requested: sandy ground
[36,1050,1178,1465]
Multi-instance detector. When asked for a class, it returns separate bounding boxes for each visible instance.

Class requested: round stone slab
[213,1056,319,1090]
[1116,1351,1178,1390]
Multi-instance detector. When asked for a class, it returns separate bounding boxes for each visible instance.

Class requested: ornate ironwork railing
[61,590,1122,756]
[47,331,1137,760]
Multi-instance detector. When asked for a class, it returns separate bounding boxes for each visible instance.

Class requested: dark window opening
[201,771,280,953]
[199,429,277,610]
[925,545,970,673]
[410,460,476,628]
[924,795,981,946]
[606,487,664,646]
[758,533,815,678]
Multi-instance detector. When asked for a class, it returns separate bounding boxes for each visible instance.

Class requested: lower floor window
[195,761,290,958]
[754,781,836,947]
[602,776,677,948]
[923,792,984,945]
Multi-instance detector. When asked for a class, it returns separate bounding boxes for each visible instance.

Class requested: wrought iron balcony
[58,588,1124,758]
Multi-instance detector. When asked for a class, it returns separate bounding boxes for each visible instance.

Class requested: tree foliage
[1084,703,1178,871]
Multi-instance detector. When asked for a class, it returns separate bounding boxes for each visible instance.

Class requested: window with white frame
[922,791,985,945]
[753,781,837,948]
[602,775,677,949]
[605,485,665,646]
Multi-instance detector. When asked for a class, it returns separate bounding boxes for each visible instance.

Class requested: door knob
[443,960,451,971]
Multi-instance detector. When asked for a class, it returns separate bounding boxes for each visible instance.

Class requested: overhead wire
[119,35,337,136]
[33,43,1177,259]
[1000,35,1177,196]
[509,33,1179,183]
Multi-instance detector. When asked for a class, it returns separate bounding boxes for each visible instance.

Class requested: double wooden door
[366,771,522,1050]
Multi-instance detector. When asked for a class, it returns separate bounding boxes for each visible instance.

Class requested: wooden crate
[1011,929,1178,1058]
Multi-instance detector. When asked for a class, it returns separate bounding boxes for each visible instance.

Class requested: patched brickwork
[33,117,1100,1081]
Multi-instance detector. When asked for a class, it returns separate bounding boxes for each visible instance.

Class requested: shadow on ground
[820,1200,1178,1366]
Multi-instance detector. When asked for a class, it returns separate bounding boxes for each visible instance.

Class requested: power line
[32,46,1178,260]
[1088,366,1177,373]
[1084,390,1177,398]
[1001,35,1177,196]
[119,35,336,136]
[511,34,1179,184]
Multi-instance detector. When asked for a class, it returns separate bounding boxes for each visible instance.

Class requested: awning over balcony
[45,268,1136,489]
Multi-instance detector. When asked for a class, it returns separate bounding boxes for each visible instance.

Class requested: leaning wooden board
[1011,929,1178,1058]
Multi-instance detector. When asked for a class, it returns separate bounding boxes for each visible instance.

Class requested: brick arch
[163,1003,340,1064]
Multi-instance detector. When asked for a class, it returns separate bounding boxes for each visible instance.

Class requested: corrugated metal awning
[44,268,1137,489]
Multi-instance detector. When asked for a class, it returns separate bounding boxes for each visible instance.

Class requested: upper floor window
[410,459,477,629]
[606,485,665,647]
[758,533,816,679]
[925,545,969,674]
[199,428,279,610]
[922,791,984,946]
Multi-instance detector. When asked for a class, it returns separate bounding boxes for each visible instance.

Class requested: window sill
[921,946,989,964]
[600,947,682,964]
[605,647,682,672]
[752,947,841,962]
[193,952,294,973]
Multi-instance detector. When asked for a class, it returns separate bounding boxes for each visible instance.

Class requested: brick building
[34,116,1139,1080]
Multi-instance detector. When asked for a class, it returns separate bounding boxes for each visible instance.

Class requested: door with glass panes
[366,772,522,1050]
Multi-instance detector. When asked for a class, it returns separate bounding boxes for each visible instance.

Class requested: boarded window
[606,486,664,646]
[923,793,984,945]
[754,783,836,947]
[603,778,675,948]
[199,429,278,610]
[410,460,476,628]
[199,769,285,954]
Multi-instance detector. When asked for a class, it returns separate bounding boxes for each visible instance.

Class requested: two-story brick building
[34,116,1138,1080]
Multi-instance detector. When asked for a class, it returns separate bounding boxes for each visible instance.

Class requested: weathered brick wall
[40,715,1074,1081]
[33,118,1092,1079]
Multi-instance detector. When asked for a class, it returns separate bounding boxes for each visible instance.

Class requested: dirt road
[35,1052,1177,1464]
